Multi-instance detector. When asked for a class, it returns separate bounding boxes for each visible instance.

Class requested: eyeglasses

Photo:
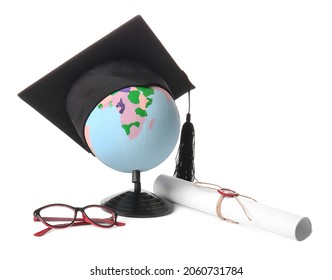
[33,203,125,236]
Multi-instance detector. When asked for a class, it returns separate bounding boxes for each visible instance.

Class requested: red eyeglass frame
[33,203,125,237]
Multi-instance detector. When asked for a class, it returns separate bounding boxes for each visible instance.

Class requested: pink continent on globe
[99,87,151,140]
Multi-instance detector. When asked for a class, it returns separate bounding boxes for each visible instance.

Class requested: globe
[84,86,180,173]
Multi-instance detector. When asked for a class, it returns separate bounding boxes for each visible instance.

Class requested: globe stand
[101,170,173,218]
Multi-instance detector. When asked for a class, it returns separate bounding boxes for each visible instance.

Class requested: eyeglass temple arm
[33,217,125,237]
[34,227,53,237]
[33,221,91,237]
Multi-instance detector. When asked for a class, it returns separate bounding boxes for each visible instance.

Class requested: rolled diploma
[154,175,312,241]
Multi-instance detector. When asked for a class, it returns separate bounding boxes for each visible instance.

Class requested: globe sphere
[84,86,180,172]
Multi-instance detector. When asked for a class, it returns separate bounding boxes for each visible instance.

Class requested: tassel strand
[174,91,195,182]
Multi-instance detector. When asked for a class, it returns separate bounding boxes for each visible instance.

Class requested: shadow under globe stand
[102,170,173,217]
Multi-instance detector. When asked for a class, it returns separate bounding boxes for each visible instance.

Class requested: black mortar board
[18,15,195,152]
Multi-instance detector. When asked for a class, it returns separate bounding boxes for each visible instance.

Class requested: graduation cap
[18,15,194,152]
[18,15,196,217]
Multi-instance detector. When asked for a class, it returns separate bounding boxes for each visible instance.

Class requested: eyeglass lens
[39,205,75,227]
[84,206,116,227]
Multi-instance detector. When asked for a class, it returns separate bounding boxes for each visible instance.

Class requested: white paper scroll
[153,175,312,241]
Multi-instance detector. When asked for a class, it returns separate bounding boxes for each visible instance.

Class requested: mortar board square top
[18,15,195,152]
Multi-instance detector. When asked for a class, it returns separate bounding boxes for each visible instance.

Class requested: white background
[1,0,332,279]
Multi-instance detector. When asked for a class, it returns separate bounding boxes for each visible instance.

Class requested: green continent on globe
[127,90,140,104]
[122,121,140,136]
[135,107,148,117]
[137,86,154,97]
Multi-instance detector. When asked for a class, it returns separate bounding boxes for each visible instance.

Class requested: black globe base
[101,190,173,218]
[100,170,173,218]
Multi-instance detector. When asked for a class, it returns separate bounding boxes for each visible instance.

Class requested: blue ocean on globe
[84,86,180,172]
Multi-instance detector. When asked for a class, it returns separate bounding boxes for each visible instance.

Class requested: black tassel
[174,112,195,182]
